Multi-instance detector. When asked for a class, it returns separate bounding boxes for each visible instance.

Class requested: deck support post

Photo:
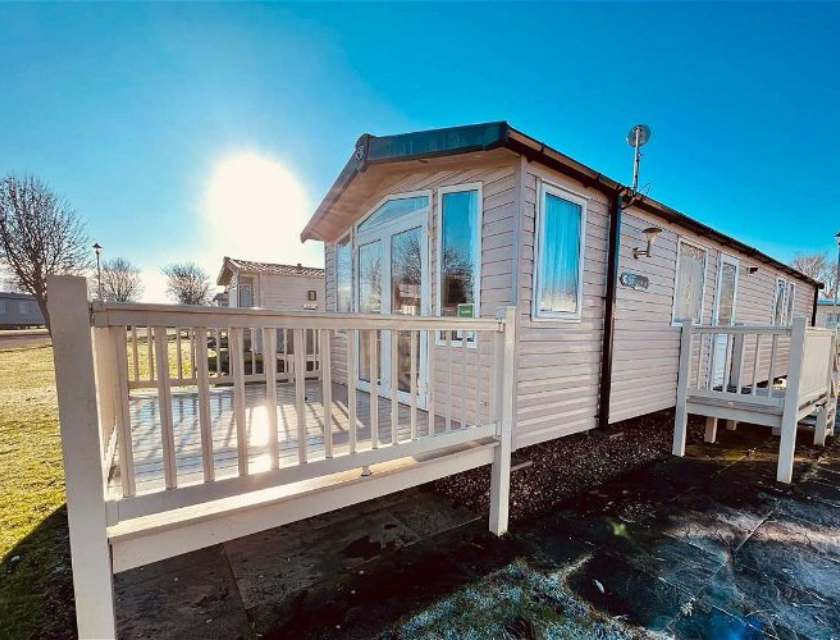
[673,324,693,456]
[489,306,516,536]
[778,316,808,483]
[726,420,738,431]
[814,405,829,447]
[47,275,117,639]
[704,417,718,443]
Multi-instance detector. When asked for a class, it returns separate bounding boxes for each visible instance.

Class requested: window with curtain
[335,235,352,313]
[772,278,787,325]
[438,187,480,342]
[534,188,584,319]
[672,241,707,324]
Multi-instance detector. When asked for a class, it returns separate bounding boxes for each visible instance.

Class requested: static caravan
[301,122,820,450]
[0,291,45,329]
[814,298,839,328]
[217,257,325,311]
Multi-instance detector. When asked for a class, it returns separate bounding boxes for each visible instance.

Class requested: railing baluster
[707,332,718,390]
[390,330,399,445]
[153,327,177,489]
[263,328,279,470]
[427,330,436,436]
[176,327,183,381]
[694,333,703,388]
[461,333,468,428]
[475,333,482,427]
[769,333,779,392]
[131,325,139,382]
[723,333,733,391]
[250,328,256,375]
[282,329,288,380]
[188,328,196,381]
[215,329,222,378]
[147,324,155,383]
[321,328,333,458]
[294,328,307,463]
[370,330,379,449]
[410,330,417,441]
[446,335,453,432]
[114,326,136,497]
[751,334,762,395]
[348,329,358,454]
[194,328,214,482]
[231,328,249,476]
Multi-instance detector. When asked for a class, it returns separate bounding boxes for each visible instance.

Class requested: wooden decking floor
[110,381,463,497]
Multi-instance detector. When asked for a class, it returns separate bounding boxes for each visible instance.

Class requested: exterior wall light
[633,227,662,259]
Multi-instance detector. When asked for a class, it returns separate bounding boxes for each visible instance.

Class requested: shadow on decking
[112,381,464,496]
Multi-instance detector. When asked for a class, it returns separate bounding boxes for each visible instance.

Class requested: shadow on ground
[111,422,840,639]
[0,506,76,639]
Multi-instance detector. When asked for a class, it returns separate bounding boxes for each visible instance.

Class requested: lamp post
[833,233,840,328]
[93,242,103,300]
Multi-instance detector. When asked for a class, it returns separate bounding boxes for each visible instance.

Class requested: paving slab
[697,562,840,638]
[667,597,765,639]
[114,546,250,640]
[565,550,691,633]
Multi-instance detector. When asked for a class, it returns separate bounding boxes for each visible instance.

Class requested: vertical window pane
[785,283,795,324]
[717,262,737,325]
[538,193,582,315]
[439,189,479,340]
[336,237,352,313]
[773,279,786,325]
[673,243,707,324]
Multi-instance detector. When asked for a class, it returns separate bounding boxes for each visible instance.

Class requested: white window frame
[671,237,709,327]
[772,277,788,325]
[0,300,6,315]
[531,181,588,322]
[18,301,29,315]
[355,190,432,233]
[435,182,483,346]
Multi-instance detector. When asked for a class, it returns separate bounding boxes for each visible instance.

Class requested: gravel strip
[433,409,706,523]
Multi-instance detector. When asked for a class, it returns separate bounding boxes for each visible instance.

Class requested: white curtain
[674,243,706,323]
[538,193,581,314]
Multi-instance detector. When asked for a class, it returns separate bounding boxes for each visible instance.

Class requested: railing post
[47,275,116,639]
[489,306,516,536]
[778,316,808,483]
[672,322,693,456]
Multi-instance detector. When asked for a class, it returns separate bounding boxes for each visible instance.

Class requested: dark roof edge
[301,122,821,289]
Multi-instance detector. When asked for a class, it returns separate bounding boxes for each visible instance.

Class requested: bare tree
[791,252,836,299]
[0,174,91,333]
[162,262,211,305]
[100,257,143,302]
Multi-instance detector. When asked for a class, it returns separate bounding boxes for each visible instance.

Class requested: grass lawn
[0,335,194,639]
[0,344,75,639]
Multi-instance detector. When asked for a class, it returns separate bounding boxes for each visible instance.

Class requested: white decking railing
[48,275,517,639]
[673,316,838,484]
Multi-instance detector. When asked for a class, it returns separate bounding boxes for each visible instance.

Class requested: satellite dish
[626,124,651,148]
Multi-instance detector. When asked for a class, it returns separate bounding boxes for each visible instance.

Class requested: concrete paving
[115,425,840,639]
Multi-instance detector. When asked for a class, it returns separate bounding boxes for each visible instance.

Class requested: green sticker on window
[457,303,475,318]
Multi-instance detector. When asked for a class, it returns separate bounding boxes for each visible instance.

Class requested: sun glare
[203,151,321,266]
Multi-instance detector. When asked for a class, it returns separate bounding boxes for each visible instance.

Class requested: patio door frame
[711,253,740,387]
[354,196,431,407]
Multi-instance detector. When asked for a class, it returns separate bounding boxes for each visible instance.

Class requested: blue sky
[1,2,838,300]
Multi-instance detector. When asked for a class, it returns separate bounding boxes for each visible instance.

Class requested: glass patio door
[712,255,739,388]
[355,213,428,406]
